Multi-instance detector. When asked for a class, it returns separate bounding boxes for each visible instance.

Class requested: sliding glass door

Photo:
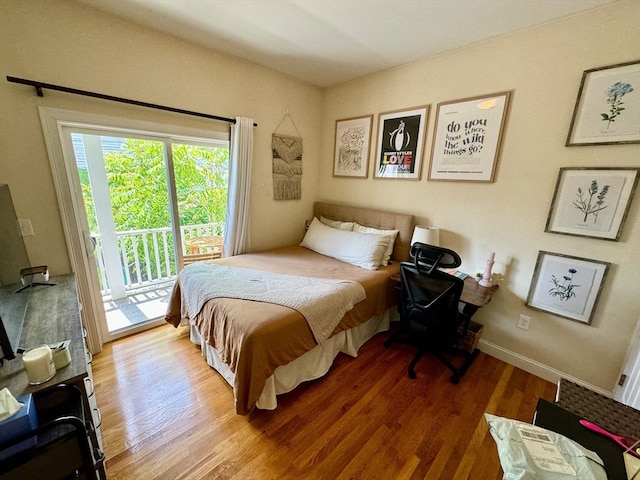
[63,126,228,340]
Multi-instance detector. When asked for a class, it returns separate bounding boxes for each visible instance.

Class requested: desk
[390,273,499,312]
[388,272,498,379]
[0,276,105,478]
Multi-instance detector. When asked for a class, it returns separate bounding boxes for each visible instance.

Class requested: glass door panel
[172,142,229,265]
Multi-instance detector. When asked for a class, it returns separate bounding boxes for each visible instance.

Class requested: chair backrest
[400,253,464,338]
[410,242,461,276]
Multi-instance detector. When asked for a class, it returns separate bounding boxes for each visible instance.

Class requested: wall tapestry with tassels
[272,134,303,200]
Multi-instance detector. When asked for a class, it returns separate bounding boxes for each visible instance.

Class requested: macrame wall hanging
[272,110,302,200]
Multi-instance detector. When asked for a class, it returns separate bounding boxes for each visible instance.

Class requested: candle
[22,345,56,385]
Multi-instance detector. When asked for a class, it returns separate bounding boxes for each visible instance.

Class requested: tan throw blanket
[180,262,366,345]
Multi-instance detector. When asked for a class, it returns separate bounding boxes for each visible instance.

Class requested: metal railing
[93,223,223,296]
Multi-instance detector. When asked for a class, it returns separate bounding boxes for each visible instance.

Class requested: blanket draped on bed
[180,262,366,344]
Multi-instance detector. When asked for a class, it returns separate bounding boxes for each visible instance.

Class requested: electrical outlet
[517,314,531,330]
[18,219,34,236]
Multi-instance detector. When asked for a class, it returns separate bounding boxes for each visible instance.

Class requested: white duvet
[180,262,366,344]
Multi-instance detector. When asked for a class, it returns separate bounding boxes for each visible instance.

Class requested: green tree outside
[78,137,228,283]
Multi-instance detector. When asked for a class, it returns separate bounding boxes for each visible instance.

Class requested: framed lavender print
[374,106,429,180]
[545,167,639,241]
[566,60,640,146]
[526,251,609,325]
[333,115,373,178]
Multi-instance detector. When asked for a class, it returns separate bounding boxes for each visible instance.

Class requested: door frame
[39,107,227,350]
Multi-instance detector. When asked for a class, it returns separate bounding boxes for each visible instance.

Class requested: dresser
[0,275,105,479]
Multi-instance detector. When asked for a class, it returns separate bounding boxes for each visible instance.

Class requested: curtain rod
[6,76,257,127]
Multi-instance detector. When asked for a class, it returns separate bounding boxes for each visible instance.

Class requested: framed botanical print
[333,115,373,178]
[428,91,510,182]
[545,167,639,241]
[566,60,640,146]
[374,106,429,180]
[526,251,609,325]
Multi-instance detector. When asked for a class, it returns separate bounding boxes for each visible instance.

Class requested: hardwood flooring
[92,325,556,479]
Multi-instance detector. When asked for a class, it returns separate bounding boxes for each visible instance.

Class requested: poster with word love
[374,106,429,180]
[428,92,510,182]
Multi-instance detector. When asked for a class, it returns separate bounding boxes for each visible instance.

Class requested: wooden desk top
[461,276,499,308]
[0,275,87,398]
[390,273,498,308]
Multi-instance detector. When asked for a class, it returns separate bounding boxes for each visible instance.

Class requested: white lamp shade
[411,225,440,246]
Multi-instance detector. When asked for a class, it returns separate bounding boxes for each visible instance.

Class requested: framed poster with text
[374,106,429,180]
[428,91,510,182]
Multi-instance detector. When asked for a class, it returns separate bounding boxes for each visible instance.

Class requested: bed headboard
[313,202,415,262]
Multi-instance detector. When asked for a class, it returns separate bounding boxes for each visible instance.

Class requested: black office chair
[385,243,469,384]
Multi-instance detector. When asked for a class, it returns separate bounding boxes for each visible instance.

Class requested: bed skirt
[189,307,395,411]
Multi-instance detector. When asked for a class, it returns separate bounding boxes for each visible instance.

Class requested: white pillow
[353,223,399,266]
[300,218,390,270]
[319,216,354,231]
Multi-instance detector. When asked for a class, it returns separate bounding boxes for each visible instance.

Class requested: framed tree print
[374,106,429,180]
[526,251,609,325]
[545,167,639,241]
[566,60,640,146]
[333,115,373,178]
[428,91,510,182]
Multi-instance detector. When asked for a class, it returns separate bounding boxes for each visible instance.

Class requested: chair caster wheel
[450,375,460,384]
[408,370,416,379]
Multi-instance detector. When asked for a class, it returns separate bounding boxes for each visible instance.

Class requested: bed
[165,202,415,415]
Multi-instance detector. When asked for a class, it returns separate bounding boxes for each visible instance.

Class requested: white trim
[614,316,640,406]
[478,338,613,398]
[38,106,229,350]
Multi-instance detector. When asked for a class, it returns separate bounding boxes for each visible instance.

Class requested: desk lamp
[411,225,440,247]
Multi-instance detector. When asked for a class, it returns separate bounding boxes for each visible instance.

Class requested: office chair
[385,243,469,384]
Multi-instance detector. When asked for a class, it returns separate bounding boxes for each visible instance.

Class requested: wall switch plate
[18,219,34,236]
[517,314,531,330]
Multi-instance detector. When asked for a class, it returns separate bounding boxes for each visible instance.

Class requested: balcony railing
[93,223,223,297]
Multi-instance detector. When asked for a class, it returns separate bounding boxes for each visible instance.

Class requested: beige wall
[1,0,638,392]
[320,1,640,391]
[0,0,321,275]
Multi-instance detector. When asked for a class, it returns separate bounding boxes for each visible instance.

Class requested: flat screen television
[0,184,31,363]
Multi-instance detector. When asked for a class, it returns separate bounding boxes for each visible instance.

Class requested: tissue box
[0,394,38,460]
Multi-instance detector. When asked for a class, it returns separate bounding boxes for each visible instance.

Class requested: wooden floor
[92,324,556,479]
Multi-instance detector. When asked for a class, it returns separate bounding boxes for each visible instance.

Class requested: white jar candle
[22,345,56,385]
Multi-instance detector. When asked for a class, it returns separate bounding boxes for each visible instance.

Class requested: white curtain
[223,117,254,256]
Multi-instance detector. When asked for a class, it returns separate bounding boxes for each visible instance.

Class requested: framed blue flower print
[566,60,640,146]
[526,251,609,324]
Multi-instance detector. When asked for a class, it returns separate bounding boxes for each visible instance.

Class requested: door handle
[84,232,97,255]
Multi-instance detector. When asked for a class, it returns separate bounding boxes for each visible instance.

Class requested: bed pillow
[300,218,390,270]
[353,223,399,266]
[319,216,355,231]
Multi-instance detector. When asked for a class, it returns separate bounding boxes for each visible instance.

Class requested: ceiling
[78,0,619,87]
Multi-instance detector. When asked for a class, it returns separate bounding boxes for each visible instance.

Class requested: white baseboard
[478,339,613,398]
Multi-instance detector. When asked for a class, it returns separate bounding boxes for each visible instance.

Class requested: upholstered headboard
[313,202,415,262]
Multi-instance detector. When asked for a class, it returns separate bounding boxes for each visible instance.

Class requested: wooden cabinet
[0,275,105,479]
